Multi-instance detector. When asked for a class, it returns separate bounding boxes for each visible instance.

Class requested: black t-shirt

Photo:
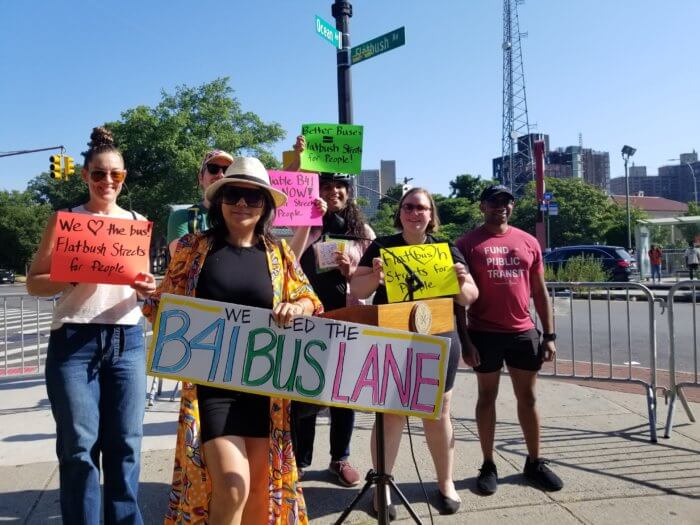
[196,238,273,309]
[358,233,466,305]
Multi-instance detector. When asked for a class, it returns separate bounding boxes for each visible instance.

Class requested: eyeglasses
[401,203,431,213]
[221,185,265,208]
[206,163,229,176]
[89,169,127,183]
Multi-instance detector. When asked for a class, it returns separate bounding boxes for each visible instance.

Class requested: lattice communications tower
[500,0,533,195]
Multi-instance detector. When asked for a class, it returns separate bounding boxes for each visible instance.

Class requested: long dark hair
[206,185,278,245]
[393,187,441,233]
[321,182,368,238]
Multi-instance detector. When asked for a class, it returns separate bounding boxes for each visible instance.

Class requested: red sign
[50,211,152,285]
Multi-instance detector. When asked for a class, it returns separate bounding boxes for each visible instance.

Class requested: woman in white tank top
[27,127,156,525]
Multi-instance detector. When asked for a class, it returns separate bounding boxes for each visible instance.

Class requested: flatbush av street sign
[351,26,405,65]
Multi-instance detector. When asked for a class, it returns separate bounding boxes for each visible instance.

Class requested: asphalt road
[1,283,698,375]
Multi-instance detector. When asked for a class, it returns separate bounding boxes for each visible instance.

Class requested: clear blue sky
[1,1,697,196]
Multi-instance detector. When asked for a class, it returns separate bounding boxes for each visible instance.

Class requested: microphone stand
[329,234,425,525]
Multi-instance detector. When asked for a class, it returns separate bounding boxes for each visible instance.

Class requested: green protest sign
[300,123,364,174]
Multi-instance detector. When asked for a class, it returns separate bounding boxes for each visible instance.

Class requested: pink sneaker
[328,460,361,487]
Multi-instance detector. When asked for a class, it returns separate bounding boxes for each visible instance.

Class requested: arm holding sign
[27,213,74,297]
[282,135,305,172]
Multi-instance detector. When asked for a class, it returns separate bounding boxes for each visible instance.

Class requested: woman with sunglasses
[27,127,156,524]
[351,187,479,518]
[143,157,322,525]
[288,170,375,487]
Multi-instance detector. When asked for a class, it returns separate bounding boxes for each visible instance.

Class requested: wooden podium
[325,297,455,525]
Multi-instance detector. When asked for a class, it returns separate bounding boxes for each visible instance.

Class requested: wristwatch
[542,332,557,342]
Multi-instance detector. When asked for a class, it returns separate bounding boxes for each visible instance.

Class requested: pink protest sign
[269,170,322,226]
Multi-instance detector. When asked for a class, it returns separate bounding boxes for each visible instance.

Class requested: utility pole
[332,0,353,125]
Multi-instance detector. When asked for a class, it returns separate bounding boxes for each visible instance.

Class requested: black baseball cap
[480,184,515,202]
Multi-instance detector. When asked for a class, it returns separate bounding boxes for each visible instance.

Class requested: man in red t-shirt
[455,185,563,495]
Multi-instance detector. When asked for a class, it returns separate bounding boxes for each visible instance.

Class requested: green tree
[678,201,700,243]
[27,170,89,210]
[0,191,52,272]
[448,174,494,200]
[433,194,482,242]
[370,204,398,237]
[26,78,287,244]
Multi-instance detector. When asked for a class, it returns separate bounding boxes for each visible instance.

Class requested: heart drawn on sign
[406,245,438,265]
[87,219,104,236]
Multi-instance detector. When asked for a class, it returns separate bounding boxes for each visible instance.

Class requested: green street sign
[351,26,405,65]
[315,15,341,49]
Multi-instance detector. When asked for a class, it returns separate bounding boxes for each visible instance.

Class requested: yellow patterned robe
[143,233,323,525]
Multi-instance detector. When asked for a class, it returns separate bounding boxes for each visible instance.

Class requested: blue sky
[1,1,697,196]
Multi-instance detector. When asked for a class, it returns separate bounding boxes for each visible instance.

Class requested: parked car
[0,269,15,284]
[544,245,638,282]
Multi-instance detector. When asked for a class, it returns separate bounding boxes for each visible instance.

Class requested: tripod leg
[387,478,424,524]
[333,472,376,525]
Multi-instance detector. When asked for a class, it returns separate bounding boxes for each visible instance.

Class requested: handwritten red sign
[50,211,152,285]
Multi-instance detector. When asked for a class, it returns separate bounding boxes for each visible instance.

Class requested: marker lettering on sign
[410,353,439,413]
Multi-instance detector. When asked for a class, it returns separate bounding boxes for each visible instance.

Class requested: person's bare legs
[370,413,405,505]
[203,436,249,525]
[241,437,271,525]
[475,371,501,461]
[508,366,540,460]
[422,390,459,500]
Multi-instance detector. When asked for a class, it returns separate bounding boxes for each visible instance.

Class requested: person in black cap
[455,184,563,496]
[289,171,375,488]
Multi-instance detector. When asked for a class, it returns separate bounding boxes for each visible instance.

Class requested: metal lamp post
[622,145,637,251]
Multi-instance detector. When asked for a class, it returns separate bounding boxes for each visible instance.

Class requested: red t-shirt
[648,248,662,266]
[456,225,543,333]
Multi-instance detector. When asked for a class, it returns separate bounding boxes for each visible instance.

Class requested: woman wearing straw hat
[144,157,322,525]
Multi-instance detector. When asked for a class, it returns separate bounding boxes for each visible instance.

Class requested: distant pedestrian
[456,184,563,496]
[648,244,663,284]
[684,240,700,280]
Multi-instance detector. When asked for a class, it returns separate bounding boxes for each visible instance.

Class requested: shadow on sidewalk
[452,416,700,499]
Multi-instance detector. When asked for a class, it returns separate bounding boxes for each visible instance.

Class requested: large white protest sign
[148,294,449,419]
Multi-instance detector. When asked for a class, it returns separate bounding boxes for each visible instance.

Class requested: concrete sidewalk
[1,372,698,524]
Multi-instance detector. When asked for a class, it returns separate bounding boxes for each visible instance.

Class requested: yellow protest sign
[380,243,460,303]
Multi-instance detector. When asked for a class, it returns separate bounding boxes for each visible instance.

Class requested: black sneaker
[523,457,563,491]
[476,460,498,495]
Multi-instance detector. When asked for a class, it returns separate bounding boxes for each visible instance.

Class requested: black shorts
[437,330,461,392]
[468,328,543,373]
[197,385,270,442]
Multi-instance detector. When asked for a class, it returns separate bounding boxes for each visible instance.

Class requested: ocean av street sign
[351,26,405,65]
[315,15,341,49]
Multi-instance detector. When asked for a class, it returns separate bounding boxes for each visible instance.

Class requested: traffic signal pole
[332,0,353,125]
[0,145,64,158]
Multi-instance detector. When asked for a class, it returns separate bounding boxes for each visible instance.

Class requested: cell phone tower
[500,0,534,195]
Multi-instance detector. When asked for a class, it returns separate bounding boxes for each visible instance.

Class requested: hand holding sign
[50,211,152,285]
[381,243,460,303]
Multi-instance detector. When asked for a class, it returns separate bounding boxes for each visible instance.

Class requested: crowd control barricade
[663,280,698,438]
[538,282,660,443]
[0,294,55,382]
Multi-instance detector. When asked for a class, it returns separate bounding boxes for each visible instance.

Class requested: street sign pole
[332,0,353,125]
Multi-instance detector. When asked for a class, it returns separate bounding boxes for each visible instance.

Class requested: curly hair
[393,187,441,233]
[206,185,278,245]
[81,126,123,168]
[320,181,369,238]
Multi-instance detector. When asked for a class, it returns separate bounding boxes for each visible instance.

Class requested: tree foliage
[0,191,52,272]
[449,174,494,200]
[25,78,287,244]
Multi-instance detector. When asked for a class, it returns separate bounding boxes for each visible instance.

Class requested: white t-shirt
[51,205,147,330]
[685,246,700,266]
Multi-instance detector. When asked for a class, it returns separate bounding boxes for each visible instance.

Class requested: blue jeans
[651,264,661,282]
[45,323,145,525]
[292,406,355,467]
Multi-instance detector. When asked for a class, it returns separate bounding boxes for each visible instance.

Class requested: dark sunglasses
[89,169,127,183]
[221,185,266,208]
[485,196,514,207]
[206,163,229,176]
[401,203,431,213]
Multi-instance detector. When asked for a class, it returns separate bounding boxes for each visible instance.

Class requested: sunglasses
[206,163,229,176]
[221,185,266,208]
[401,203,431,213]
[89,169,127,183]
[485,197,514,207]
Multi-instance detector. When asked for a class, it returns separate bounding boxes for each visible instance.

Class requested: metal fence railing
[663,280,698,438]
[538,282,662,443]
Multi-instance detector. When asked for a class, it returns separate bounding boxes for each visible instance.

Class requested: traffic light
[49,154,63,179]
[63,155,75,177]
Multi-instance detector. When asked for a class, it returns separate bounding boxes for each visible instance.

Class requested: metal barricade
[0,294,54,381]
[663,280,698,438]
[539,282,661,442]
